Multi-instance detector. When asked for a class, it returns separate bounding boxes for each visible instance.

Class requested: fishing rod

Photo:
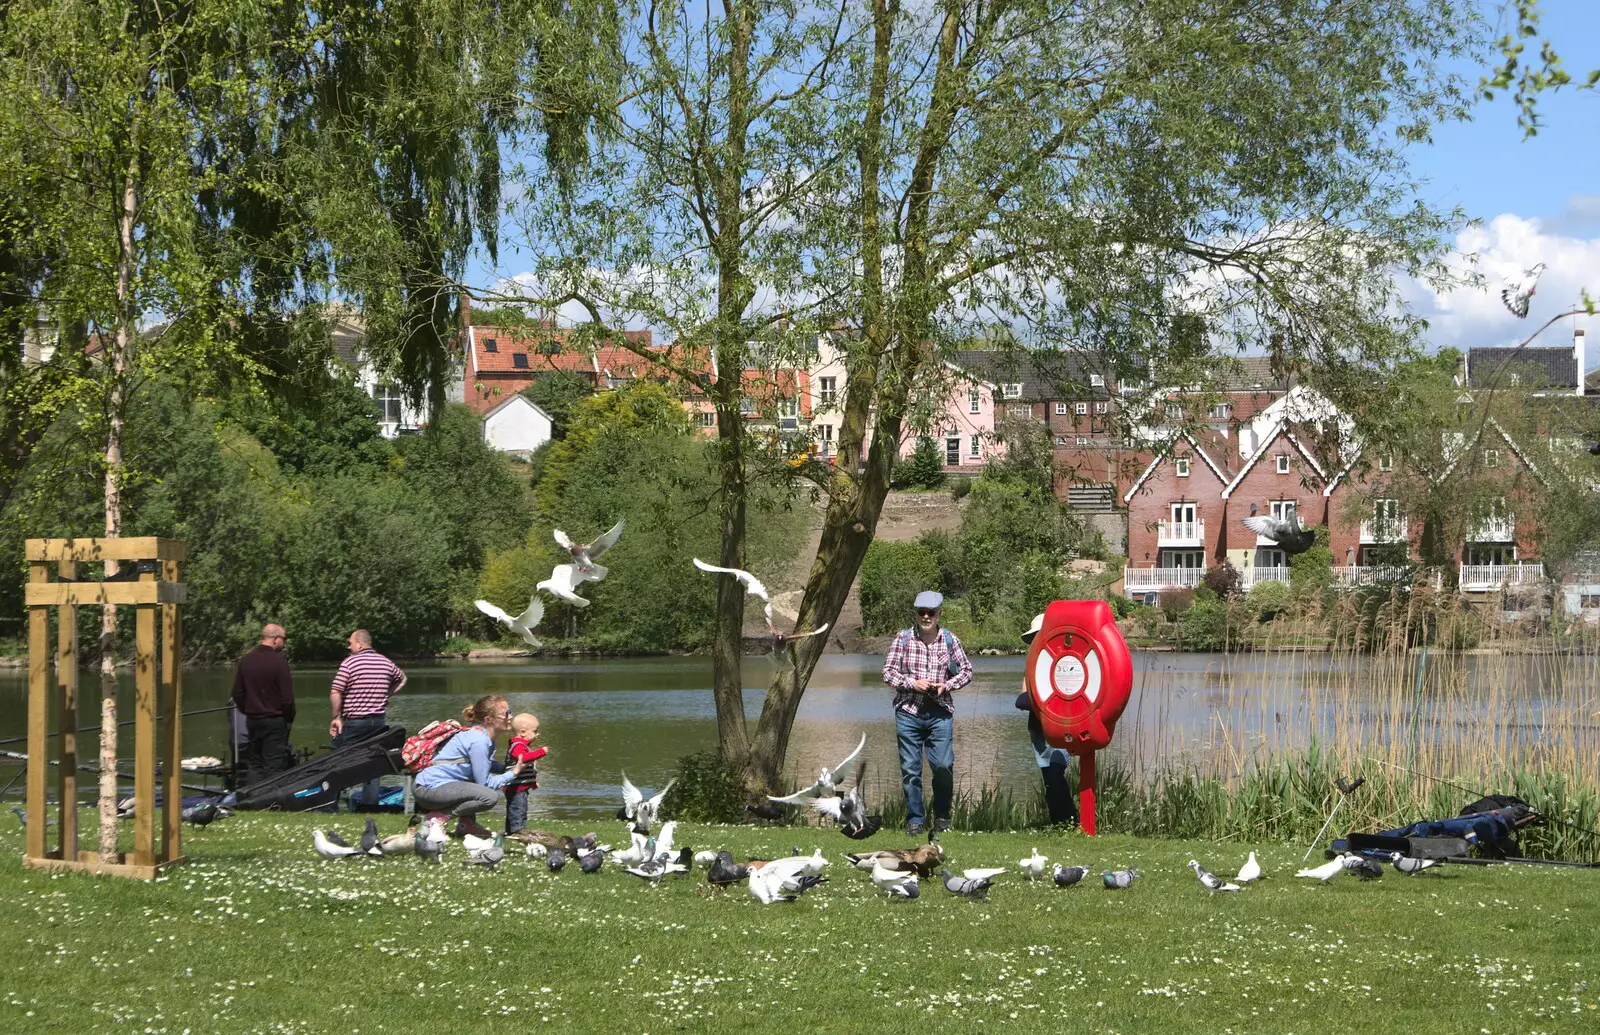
[1366,756,1600,842]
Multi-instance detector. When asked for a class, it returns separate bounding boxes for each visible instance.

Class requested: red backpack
[400,719,462,773]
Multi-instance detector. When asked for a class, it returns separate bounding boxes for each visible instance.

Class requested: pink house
[897,362,999,471]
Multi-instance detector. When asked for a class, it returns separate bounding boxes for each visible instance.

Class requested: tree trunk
[98,154,138,863]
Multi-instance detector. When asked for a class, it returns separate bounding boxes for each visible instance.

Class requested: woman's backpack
[400,720,463,773]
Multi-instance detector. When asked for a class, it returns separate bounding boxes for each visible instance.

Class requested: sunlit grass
[2,811,1598,1033]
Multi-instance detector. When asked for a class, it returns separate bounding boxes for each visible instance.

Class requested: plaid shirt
[882,627,973,716]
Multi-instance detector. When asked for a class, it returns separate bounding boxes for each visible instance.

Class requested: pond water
[2,651,1594,825]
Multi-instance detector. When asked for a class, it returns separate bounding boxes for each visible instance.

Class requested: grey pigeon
[555,520,625,576]
[547,847,567,872]
[1501,262,1545,318]
[1240,513,1315,555]
[1188,859,1242,893]
[578,848,607,873]
[940,868,996,900]
[415,834,443,865]
[1342,855,1384,880]
[359,817,383,857]
[12,805,56,828]
[1052,864,1088,888]
[1101,868,1139,889]
[1389,852,1439,874]
[707,851,749,887]
[181,802,221,829]
[464,834,505,871]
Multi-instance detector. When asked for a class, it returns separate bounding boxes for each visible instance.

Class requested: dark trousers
[243,716,294,786]
[1041,760,1079,826]
[333,715,388,808]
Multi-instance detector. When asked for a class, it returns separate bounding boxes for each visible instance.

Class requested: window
[1270,499,1297,522]
[1002,383,1022,399]
[696,411,716,427]
[1008,403,1032,418]
[1175,458,1191,477]
[1378,454,1393,471]
[739,395,757,416]
[1581,593,1600,610]
[1208,403,1232,420]
[969,388,981,413]
[511,353,529,369]
[483,337,498,353]
[537,338,561,356]
[969,435,981,458]
[1275,454,1290,474]
[818,423,834,454]
[946,437,961,465]
[372,384,403,425]
[1054,436,1067,445]
[1484,448,1500,468]
[1055,402,1069,415]
[1164,403,1183,419]
[1373,498,1400,524]
[1095,402,1108,414]
[1076,436,1089,446]
[1089,373,1105,389]
[779,397,799,419]
[1075,402,1088,415]
[819,377,836,407]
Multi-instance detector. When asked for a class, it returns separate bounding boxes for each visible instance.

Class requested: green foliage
[948,476,973,501]
[1289,527,1335,596]
[661,751,747,824]
[1202,562,1243,599]
[1245,579,1292,621]
[534,381,691,520]
[859,540,940,636]
[521,371,595,439]
[1107,593,1135,620]
[1176,596,1232,650]
[955,470,1084,623]
[1157,588,1194,621]
[893,437,946,490]
[233,375,395,478]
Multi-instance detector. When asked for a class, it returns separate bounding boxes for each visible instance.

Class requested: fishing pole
[1365,757,1600,841]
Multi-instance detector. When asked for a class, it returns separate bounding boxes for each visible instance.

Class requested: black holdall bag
[235,724,407,811]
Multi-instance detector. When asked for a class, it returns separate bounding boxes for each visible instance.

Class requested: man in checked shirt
[881,590,972,835]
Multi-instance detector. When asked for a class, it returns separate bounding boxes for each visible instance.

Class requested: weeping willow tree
[0,0,619,857]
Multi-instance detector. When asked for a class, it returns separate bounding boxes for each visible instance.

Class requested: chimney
[1576,326,1587,397]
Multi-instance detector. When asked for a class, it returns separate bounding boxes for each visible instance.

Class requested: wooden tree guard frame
[23,537,187,879]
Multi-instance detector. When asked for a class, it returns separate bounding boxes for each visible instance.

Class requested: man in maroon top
[328,628,407,809]
[232,623,296,786]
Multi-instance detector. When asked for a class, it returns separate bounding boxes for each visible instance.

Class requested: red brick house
[463,322,658,415]
[1122,432,1232,598]
[1218,424,1328,589]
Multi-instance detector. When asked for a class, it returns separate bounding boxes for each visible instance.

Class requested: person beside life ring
[1017,612,1079,827]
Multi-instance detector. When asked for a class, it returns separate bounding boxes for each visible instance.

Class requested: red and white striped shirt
[330,649,405,718]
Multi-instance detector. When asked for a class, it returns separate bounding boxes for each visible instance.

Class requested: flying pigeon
[547,847,568,872]
[809,766,872,834]
[1189,859,1242,893]
[474,596,545,648]
[554,520,624,577]
[1295,855,1349,884]
[692,557,776,635]
[463,834,505,871]
[1052,864,1088,888]
[621,773,677,835]
[1018,848,1049,880]
[1500,262,1546,318]
[768,734,867,803]
[1236,851,1262,884]
[1101,868,1139,889]
[1240,513,1316,555]
[578,847,608,873]
[1389,852,1439,874]
[181,801,222,829]
[1342,854,1384,880]
[537,563,600,607]
[748,856,826,903]
[941,868,998,900]
[707,851,750,888]
[313,828,362,860]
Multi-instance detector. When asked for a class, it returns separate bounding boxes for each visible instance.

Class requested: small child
[503,713,548,835]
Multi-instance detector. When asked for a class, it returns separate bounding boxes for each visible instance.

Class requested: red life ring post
[1022,599,1133,835]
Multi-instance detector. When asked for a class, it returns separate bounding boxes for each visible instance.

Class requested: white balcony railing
[1459,563,1545,590]
[1333,565,1413,586]
[1468,517,1516,542]
[1242,566,1291,589]
[1125,566,1206,591]
[1157,519,1205,547]
[1359,518,1409,544]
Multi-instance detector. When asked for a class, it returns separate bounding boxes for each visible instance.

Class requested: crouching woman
[414,694,526,839]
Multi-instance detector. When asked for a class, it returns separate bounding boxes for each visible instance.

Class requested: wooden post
[160,559,182,863]
[26,561,49,862]
[133,569,157,867]
[57,559,78,860]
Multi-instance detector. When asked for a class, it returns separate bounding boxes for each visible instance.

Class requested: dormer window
[1484,449,1500,468]
[1175,458,1191,477]
[1002,383,1022,400]
[1378,455,1393,471]
[483,337,498,353]
[1275,454,1290,474]
[512,353,528,369]
[1089,373,1105,389]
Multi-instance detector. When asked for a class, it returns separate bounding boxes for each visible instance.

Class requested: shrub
[1177,596,1232,650]
[1202,562,1243,599]
[893,436,946,489]
[661,751,746,823]
[859,539,941,635]
[1157,587,1194,621]
[949,476,973,500]
[1246,579,1292,621]
[1108,593,1134,619]
[1289,526,1335,596]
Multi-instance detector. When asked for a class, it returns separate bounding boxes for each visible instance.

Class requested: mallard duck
[377,815,420,856]
[845,840,945,878]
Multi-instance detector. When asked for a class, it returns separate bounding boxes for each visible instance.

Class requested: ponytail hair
[462,694,508,727]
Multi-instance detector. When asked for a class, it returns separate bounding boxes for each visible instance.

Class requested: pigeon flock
[472,519,828,649]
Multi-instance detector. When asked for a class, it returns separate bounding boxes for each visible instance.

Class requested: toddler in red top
[503,713,547,834]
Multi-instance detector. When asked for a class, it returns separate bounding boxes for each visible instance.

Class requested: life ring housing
[1023,599,1132,754]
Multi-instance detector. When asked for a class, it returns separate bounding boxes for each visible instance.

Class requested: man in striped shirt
[881,590,972,835]
[329,629,407,809]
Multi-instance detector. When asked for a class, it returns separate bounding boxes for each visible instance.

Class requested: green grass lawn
[2,812,1597,1033]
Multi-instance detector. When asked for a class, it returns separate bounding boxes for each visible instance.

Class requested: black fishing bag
[235,725,407,811]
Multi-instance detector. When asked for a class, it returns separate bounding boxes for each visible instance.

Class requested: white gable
[482,395,553,455]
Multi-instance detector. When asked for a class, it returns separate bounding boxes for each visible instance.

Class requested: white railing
[1333,565,1413,586]
[1157,519,1204,547]
[1459,563,1545,590]
[1359,519,1408,544]
[1468,517,1516,542]
[1125,566,1206,591]
[1242,566,1291,589]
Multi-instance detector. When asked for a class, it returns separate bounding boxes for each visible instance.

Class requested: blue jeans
[333,715,387,808]
[504,789,529,834]
[896,709,954,826]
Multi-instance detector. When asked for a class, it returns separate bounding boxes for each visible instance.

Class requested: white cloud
[1404,212,1600,356]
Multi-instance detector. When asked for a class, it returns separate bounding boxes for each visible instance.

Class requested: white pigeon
[1236,851,1262,884]
[1389,852,1439,874]
[652,821,679,862]
[313,828,361,860]
[463,833,497,857]
[961,867,1006,882]
[1018,848,1050,880]
[612,831,651,868]
[871,857,919,897]
[555,520,624,577]
[1501,262,1546,318]
[474,596,545,647]
[537,563,600,607]
[524,841,549,861]
[1188,859,1242,893]
[692,557,776,635]
[798,847,829,877]
[621,773,677,834]
[768,733,867,803]
[693,849,720,868]
[1296,855,1350,884]
[748,856,825,904]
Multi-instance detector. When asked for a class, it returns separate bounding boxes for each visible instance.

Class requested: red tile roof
[467,323,655,376]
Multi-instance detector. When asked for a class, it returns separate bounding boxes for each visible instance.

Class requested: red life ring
[1023,599,1133,754]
